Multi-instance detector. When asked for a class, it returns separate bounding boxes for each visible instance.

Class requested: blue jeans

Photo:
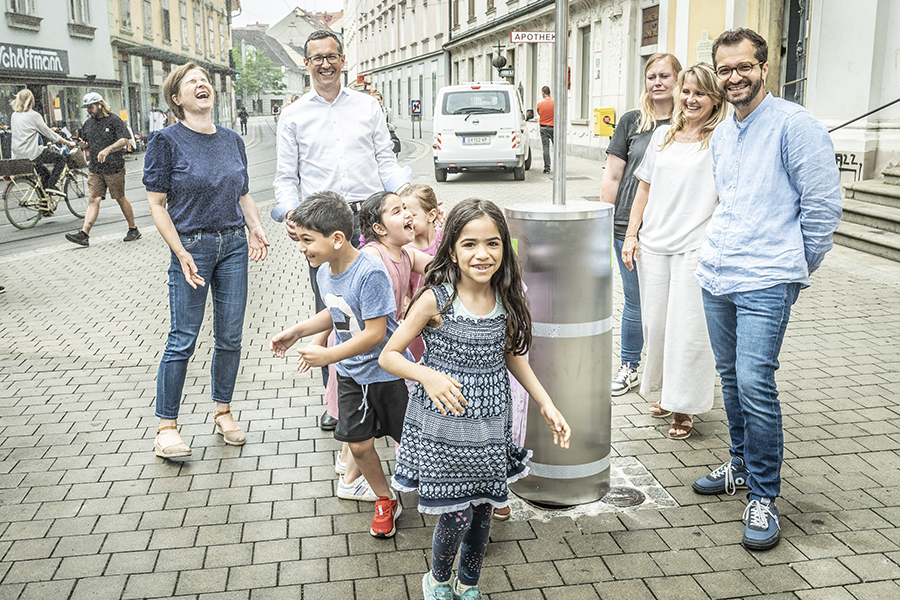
[701,283,801,500]
[156,228,249,420]
[613,237,643,368]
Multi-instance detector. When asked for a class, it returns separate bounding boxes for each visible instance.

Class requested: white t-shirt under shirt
[633,125,718,255]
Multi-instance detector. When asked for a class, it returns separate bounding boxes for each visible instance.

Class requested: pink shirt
[407,228,443,294]
[368,243,412,320]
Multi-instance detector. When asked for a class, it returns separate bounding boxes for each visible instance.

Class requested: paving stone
[18,580,76,600]
[175,567,229,595]
[694,570,760,599]
[838,553,900,581]
[792,558,861,587]
[742,564,812,594]
[554,556,613,585]
[278,557,328,585]
[505,560,563,589]
[122,572,179,600]
[375,548,427,576]
[650,548,712,576]
[542,583,602,599]
[592,579,656,600]
[69,575,128,600]
[845,580,900,599]
[226,563,278,590]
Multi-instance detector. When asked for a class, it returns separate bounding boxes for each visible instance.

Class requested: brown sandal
[213,409,246,446]
[492,506,511,521]
[649,402,672,418]
[668,414,694,439]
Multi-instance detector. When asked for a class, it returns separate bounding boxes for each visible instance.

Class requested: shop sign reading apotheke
[0,43,69,75]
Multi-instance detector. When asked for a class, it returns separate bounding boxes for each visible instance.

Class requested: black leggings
[431,503,493,586]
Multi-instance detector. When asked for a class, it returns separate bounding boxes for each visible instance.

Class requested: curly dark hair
[410,198,532,355]
[712,28,768,67]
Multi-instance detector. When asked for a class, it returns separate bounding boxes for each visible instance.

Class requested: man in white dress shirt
[272,29,412,430]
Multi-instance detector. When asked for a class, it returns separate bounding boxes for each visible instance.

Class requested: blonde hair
[11,89,34,113]
[400,184,439,226]
[637,53,683,133]
[163,61,212,121]
[661,63,728,151]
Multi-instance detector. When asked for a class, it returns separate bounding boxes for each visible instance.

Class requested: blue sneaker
[742,497,780,550]
[422,572,453,600]
[692,457,750,495]
[452,578,483,600]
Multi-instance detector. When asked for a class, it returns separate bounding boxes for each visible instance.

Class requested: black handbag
[390,131,401,154]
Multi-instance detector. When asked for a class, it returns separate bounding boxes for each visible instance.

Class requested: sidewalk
[1,139,900,599]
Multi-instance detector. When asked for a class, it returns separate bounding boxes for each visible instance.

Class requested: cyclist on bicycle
[10,89,77,194]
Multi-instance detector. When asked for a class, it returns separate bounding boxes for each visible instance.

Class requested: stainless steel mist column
[507,202,614,507]
[552,0,568,205]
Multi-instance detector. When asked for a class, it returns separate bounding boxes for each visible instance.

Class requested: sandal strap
[157,425,178,434]
[213,409,232,421]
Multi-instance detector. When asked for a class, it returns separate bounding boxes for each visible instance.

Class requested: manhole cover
[601,486,646,507]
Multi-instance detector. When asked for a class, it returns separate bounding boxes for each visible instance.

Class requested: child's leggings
[431,503,493,586]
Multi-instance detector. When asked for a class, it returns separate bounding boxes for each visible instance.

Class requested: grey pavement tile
[742,564,812,594]
[481,540,526,567]
[505,559,563,589]
[375,548,427,577]
[203,543,253,569]
[846,580,900,599]
[795,587,857,600]
[650,548,712,576]
[148,526,199,550]
[792,558,861,588]
[565,532,620,558]
[156,547,207,572]
[249,586,301,600]
[694,570,761,599]
[833,530,898,554]
[592,579,656,600]
[240,519,288,543]
[122,572,179,600]
[543,583,602,599]
[277,557,328,585]
[51,533,105,557]
[300,534,348,559]
[175,567,229,595]
[69,575,128,600]
[101,530,152,554]
[3,537,58,561]
[17,580,76,600]
[226,562,278,590]
[326,553,376,580]
[298,580,354,600]
[838,553,900,581]
[610,529,668,553]
[251,538,299,564]
[105,550,160,575]
[645,575,711,600]
[791,534,855,560]
[54,554,109,579]
[603,552,664,580]
[0,557,58,583]
[520,537,574,561]
[554,556,613,585]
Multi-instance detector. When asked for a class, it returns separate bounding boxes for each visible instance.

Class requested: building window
[120,0,132,30]
[208,15,215,57]
[219,21,225,60]
[468,0,474,21]
[580,26,591,119]
[9,0,35,14]
[194,5,202,54]
[69,0,91,24]
[161,7,171,42]
[452,0,459,29]
[180,1,188,46]
[487,0,494,10]
[143,0,153,39]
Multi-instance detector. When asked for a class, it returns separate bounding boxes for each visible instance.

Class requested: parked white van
[432,82,533,182]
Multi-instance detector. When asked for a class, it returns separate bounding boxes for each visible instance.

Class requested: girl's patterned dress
[392,283,531,514]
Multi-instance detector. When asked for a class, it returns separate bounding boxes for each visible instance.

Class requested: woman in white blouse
[621,63,728,439]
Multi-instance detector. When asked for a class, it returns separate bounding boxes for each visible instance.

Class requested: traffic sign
[510,31,555,43]
[411,99,422,115]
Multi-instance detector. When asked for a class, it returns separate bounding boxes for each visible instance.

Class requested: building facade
[351,0,451,132]
[109,0,237,139]
[1,0,119,150]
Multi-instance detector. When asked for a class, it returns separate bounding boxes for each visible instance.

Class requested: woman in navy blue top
[143,62,269,459]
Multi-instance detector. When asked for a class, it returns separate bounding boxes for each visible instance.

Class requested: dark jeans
[240,119,247,134]
[540,125,553,171]
[34,148,68,189]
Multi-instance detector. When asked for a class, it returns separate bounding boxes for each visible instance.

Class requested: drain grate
[601,486,646,507]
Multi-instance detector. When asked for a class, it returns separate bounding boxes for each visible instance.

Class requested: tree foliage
[232,47,287,99]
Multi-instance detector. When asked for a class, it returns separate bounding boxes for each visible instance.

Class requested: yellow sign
[594,107,615,136]
[119,109,129,122]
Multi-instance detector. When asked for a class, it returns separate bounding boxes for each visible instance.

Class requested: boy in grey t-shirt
[269,191,409,539]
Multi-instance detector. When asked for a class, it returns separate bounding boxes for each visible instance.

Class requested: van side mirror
[525,109,534,121]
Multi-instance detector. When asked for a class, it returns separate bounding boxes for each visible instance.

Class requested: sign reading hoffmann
[510,31,556,43]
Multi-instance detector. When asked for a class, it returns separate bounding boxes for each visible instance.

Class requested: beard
[724,75,763,108]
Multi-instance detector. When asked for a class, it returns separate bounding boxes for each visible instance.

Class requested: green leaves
[232,47,287,98]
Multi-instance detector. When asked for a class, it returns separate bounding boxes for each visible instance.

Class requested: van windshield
[443,90,510,115]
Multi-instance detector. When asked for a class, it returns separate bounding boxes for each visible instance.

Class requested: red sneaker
[370,495,402,538]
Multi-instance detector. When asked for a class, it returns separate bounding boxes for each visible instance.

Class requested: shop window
[120,0,132,31]
[161,7,171,42]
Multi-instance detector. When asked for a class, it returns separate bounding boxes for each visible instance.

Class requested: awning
[110,37,237,76]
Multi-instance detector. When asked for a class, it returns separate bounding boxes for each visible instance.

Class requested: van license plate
[462,136,490,145]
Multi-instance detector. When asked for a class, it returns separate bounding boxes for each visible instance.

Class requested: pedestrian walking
[65,92,140,247]
[271,29,412,432]
[379,199,571,600]
[238,107,248,135]
[601,52,682,401]
[536,86,554,173]
[620,63,728,439]
[143,62,269,459]
[10,89,77,193]
[691,28,842,551]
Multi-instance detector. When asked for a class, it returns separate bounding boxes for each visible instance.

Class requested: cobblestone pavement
[2,120,900,599]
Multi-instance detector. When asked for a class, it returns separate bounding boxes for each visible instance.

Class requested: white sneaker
[611,364,638,396]
[336,475,378,501]
[335,454,347,475]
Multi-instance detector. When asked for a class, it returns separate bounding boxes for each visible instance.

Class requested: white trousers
[636,249,715,415]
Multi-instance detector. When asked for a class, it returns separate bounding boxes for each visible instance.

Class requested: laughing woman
[143,62,269,458]
[621,63,728,440]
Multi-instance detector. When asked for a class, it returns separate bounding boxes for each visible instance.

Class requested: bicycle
[1,149,89,230]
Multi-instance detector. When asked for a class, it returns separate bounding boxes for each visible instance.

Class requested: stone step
[834,221,900,262]
[883,167,900,185]
[842,198,900,233]
[843,179,900,209]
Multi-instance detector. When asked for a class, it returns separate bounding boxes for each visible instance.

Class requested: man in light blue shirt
[692,28,842,551]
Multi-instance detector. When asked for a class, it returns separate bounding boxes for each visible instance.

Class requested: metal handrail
[780,77,806,98]
[828,96,900,133]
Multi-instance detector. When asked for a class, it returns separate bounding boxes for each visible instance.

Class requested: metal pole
[241,40,248,112]
[552,0,568,205]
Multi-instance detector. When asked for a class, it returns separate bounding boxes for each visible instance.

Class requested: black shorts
[334,374,409,444]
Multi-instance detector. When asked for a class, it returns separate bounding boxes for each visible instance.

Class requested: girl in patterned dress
[380,198,571,600]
